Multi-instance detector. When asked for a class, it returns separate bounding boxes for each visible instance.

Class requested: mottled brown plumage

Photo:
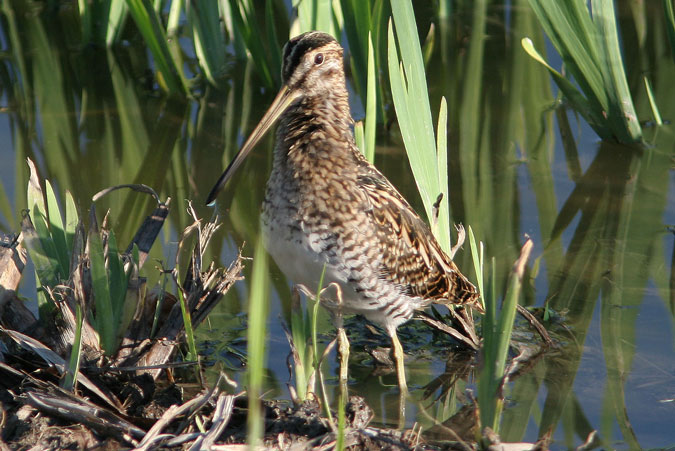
[207,31,479,392]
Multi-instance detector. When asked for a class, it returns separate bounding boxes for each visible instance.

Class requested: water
[1,2,673,449]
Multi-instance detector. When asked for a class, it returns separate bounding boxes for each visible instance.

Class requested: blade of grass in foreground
[177,275,198,361]
[62,303,83,390]
[247,238,269,448]
[88,227,116,354]
[478,239,533,434]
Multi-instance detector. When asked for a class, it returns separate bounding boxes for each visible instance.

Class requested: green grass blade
[188,0,227,86]
[296,0,336,35]
[89,228,116,354]
[44,180,69,278]
[526,0,642,142]
[228,0,276,88]
[457,0,486,233]
[118,245,142,345]
[78,0,93,45]
[354,120,365,154]
[27,159,46,220]
[521,38,611,139]
[434,97,448,241]
[62,302,83,391]
[177,276,198,360]
[124,0,188,95]
[312,264,327,379]
[166,0,182,36]
[479,240,532,433]
[421,22,435,67]
[311,263,332,422]
[386,15,451,252]
[337,390,346,451]
[21,213,59,298]
[106,0,129,46]
[389,1,433,125]
[0,182,13,232]
[364,31,376,163]
[64,190,78,258]
[32,206,63,282]
[494,240,532,385]
[528,0,605,110]
[247,237,269,448]
[591,0,641,141]
[665,0,675,62]
[106,231,127,326]
[290,293,309,400]
[643,76,663,126]
[339,0,371,99]
[467,226,484,308]
[264,0,284,74]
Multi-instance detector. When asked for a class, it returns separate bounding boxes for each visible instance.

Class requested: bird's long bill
[206,84,301,205]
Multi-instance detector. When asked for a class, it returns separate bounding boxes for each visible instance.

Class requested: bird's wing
[356,164,479,307]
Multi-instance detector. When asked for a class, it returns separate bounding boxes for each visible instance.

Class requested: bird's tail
[447,272,484,313]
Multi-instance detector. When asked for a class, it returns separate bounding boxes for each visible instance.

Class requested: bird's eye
[314,53,324,65]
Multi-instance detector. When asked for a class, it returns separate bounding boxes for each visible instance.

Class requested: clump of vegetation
[522,0,644,143]
[1,159,244,447]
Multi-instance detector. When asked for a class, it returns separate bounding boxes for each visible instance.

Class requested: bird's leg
[390,328,408,427]
[390,330,408,393]
[320,283,349,390]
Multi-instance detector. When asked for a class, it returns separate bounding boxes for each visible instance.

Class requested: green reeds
[643,76,663,126]
[523,0,642,143]
[87,226,118,354]
[78,0,128,46]
[354,32,377,163]
[176,275,198,361]
[187,0,228,87]
[287,265,340,423]
[296,0,337,35]
[25,160,77,312]
[125,0,188,95]
[62,302,84,390]
[287,266,328,403]
[23,160,140,355]
[227,0,283,89]
[387,0,451,253]
[246,237,269,448]
[339,0,386,120]
[288,289,314,401]
[474,231,533,435]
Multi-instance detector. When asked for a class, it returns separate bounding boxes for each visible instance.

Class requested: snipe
[207,31,480,395]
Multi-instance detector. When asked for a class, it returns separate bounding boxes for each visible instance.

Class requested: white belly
[260,201,419,331]
[262,220,361,305]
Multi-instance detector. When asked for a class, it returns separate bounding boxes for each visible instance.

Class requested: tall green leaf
[387,5,451,252]
[247,238,269,448]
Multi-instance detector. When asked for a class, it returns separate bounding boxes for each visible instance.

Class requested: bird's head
[206,32,345,205]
